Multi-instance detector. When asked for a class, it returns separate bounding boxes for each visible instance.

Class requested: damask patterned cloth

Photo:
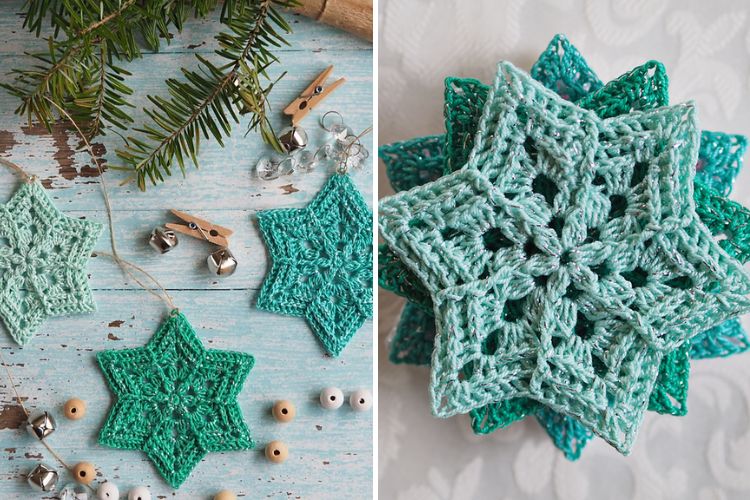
[379,0,750,497]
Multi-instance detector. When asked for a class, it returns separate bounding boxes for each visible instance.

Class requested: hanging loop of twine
[43,97,177,311]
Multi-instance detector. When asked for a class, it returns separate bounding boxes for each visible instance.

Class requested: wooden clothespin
[165,209,234,248]
[283,65,345,126]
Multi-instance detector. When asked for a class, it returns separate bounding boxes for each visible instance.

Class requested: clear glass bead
[59,483,87,500]
[255,156,281,180]
[278,157,295,176]
[328,123,353,143]
[296,150,318,173]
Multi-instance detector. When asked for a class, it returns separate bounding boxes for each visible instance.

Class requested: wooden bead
[63,398,86,420]
[213,490,237,500]
[272,400,296,423]
[72,462,95,485]
[265,440,288,464]
[128,486,151,500]
[319,387,344,409]
[349,389,372,411]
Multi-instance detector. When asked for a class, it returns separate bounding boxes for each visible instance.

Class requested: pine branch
[116,0,297,190]
[0,38,93,128]
[5,0,222,134]
[67,41,135,139]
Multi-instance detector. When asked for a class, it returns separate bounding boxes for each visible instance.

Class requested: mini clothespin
[165,209,234,248]
[283,65,345,126]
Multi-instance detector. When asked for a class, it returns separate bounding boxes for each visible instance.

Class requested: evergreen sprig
[2,0,296,189]
[116,0,296,189]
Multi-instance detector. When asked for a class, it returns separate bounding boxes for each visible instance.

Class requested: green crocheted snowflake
[97,311,254,488]
[379,62,750,453]
[0,179,102,346]
[256,174,372,357]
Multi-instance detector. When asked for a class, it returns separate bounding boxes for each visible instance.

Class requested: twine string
[0,98,181,489]
[43,97,177,311]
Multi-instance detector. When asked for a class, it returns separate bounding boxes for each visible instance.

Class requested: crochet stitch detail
[256,174,373,357]
[529,34,603,103]
[697,131,747,196]
[97,312,255,488]
[378,62,750,453]
[379,135,445,193]
[0,179,103,345]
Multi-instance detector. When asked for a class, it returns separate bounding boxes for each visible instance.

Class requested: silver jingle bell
[60,482,88,500]
[26,411,56,440]
[149,226,179,254]
[207,247,238,276]
[278,126,308,153]
[27,463,59,492]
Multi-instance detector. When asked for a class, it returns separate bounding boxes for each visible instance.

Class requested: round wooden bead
[265,440,289,464]
[272,400,296,423]
[213,490,237,500]
[63,398,86,420]
[97,481,119,499]
[349,389,372,411]
[128,485,151,500]
[319,387,344,409]
[72,462,95,485]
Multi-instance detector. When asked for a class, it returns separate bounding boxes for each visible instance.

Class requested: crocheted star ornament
[256,174,372,357]
[97,311,254,488]
[385,85,750,367]
[0,178,103,345]
[384,62,691,415]
[382,77,750,461]
[378,62,750,453]
[381,38,750,367]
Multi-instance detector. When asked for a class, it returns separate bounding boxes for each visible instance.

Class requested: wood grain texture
[0,3,373,499]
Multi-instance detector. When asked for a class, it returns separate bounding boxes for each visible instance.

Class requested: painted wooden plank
[0,50,373,210]
[0,290,373,499]
[0,7,371,54]
[0,1,373,499]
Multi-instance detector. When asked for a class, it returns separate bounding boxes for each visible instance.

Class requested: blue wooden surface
[0,3,373,499]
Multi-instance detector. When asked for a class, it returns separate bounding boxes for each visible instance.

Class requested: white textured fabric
[378,1,750,498]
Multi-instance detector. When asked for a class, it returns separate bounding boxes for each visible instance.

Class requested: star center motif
[97,311,255,488]
[379,62,750,453]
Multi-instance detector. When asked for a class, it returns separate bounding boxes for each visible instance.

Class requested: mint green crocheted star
[97,311,254,489]
[379,62,750,453]
[0,178,103,346]
[385,61,689,420]
[382,76,750,461]
[382,59,679,459]
[256,174,372,357]
[382,68,750,377]
[381,38,750,460]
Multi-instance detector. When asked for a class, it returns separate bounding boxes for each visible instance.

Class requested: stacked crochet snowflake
[378,35,750,458]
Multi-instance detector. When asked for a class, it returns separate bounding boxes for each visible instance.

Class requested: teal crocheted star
[97,311,254,488]
[0,178,103,346]
[379,62,750,453]
[382,81,750,462]
[256,174,372,357]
